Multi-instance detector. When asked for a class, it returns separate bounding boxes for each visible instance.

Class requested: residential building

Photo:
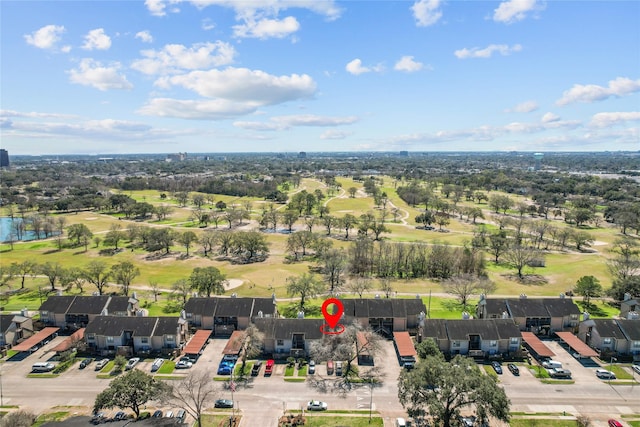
[183,297,277,335]
[0,313,34,347]
[340,298,427,337]
[578,318,640,360]
[476,295,580,334]
[254,318,323,359]
[423,318,522,358]
[84,315,187,356]
[39,295,140,330]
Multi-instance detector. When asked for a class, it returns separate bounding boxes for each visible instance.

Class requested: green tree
[103,224,126,250]
[110,261,140,296]
[189,266,226,297]
[82,260,111,295]
[286,273,325,311]
[415,338,443,360]
[38,262,64,291]
[11,260,36,289]
[398,355,510,427]
[233,324,263,378]
[574,276,602,307]
[67,223,93,248]
[178,230,199,256]
[94,369,166,418]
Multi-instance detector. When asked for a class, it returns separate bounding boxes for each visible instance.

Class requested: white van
[32,362,55,372]
[542,360,562,369]
[395,418,407,427]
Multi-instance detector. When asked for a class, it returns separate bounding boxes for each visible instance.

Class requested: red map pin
[321,298,344,329]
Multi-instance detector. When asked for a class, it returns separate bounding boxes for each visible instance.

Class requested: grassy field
[0,176,627,318]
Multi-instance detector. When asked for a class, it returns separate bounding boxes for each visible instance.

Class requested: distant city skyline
[1,1,638,155]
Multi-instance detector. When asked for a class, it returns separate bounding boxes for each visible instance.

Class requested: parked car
[223,354,239,362]
[152,410,163,418]
[395,418,407,427]
[94,358,109,371]
[176,409,186,421]
[491,361,503,374]
[176,360,193,369]
[327,360,334,375]
[151,358,165,372]
[633,364,640,375]
[542,360,562,369]
[32,362,55,372]
[608,420,623,427]
[114,412,126,421]
[548,368,572,378]
[217,364,232,375]
[91,412,105,425]
[214,399,234,408]
[507,363,520,375]
[251,361,262,376]
[79,358,93,369]
[265,359,275,375]
[125,357,140,370]
[165,411,174,418]
[308,360,316,374]
[307,400,328,411]
[596,369,616,380]
[459,415,476,427]
[336,361,343,376]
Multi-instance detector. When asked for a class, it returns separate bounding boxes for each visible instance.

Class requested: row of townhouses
[2,294,637,360]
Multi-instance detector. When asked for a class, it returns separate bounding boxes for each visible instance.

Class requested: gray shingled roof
[184,297,218,316]
[590,319,626,339]
[85,316,158,336]
[252,298,277,318]
[543,298,581,317]
[106,296,132,313]
[445,319,501,340]
[340,298,427,319]
[38,295,76,313]
[154,317,182,336]
[424,319,448,340]
[617,319,640,340]
[254,318,324,340]
[215,297,255,317]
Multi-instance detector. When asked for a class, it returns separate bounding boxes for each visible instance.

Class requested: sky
[1,0,639,155]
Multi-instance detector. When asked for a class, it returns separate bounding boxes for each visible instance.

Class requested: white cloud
[506,100,538,113]
[164,67,316,105]
[233,121,283,131]
[493,0,541,24]
[272,114,358,127]
[132,42,236,75]
[556,77,640,106]
[24,24,66,50]
[0,109,78,119]
[346,58,384,75]
[138,98,258,119]
[135,30,154,43]
[82,28,112,50]
[320,130,352,140]
[233,16,300,39]
[454,44,522,59]
[541,112,560,123]
[145,0,168,16]
[202,18,215,31]
[394,56,424,72]
[411,0,443,27]
[68,59,133,91]
[590,111,640,128]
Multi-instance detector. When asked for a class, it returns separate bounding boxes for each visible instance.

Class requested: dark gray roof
[340,298,427,319]
[506,299,550,317]
[214,297,255,317]
[0,314,15,332]
[543,299,581,317]
[424,319,448,340]
[482,297,580,318]
[254,318,324,340]
[184,297,218,316]
[85,316,158,336]
[483,299,509,316]
[154,317,181,336]
[590,319,626,339]
[106,296,132,313]
[445,319,501,341]
[617,319,640,340]
[38,295,76,313]
[67,296,110,315]
[252,298,277,318]
[492,319,522,339]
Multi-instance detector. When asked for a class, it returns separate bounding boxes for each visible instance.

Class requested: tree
[571,230,594,251]
[574,276,602,307]
[189,266,226,297]
[416,338,444,360]
[341,214,358,239]
[348,276,373,298]
[162,371,219,427]
[146,228,175,254]
[38,262,64,291]
[379,277,394,298]
[286,230,316,260]
[286,273,325,311]
[0,410,37,427]
[442,274,492,308]
[503,246,541,279]
[607,237,640,284]
[320,248,348,294]
[232,324,263,378]
[172,279,191,308]
[82,260,111,295]
[231,230,269,262]
[67,223,93,247]
[178,231,198,256]
[348,187,357,198]
[103,224,126,250]
[398,354,510,427]
[11,260,36,289]
[110,261,140,296]
[94,369,166,418]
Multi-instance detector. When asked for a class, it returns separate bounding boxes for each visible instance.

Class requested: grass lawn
[198,414,241,427]
[234,361,252,377]
[609,365,634,380]
[303,415,383,426]
[284,365,295,376]
[298,365,307,376]
[509,420,579,427]
[157,360,175,374]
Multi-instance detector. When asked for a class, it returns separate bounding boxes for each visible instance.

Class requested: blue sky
[1,0,639,155]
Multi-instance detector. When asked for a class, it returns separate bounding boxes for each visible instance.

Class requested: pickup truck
[547,367,572,378]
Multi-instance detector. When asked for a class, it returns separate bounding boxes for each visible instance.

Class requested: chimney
[624,292,632,301]
[583,311,590,321]
[297,310,304,319]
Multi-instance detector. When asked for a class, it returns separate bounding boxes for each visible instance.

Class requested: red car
[264,359,275,375]
[608,420,623,427]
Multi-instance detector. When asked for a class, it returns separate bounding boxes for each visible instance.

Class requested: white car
[151,358,164,372]
[94,358,109,371]
[307,400,327,411]
[125,357,140,370]
[595,368,616,379]
[175,360,193,369]
[632,364,640,375]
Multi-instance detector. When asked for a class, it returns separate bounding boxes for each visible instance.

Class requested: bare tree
[379,277,394,298]
[348,276,373,298]
[503,246,541,279]
[163,371,219,427]
[232,324,264,378]
[442,274,493,308]
[149,280,161,302]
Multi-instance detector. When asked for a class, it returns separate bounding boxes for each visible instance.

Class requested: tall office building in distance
[0,149,9,168]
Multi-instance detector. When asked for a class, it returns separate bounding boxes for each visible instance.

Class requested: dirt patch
[502,274,549,286]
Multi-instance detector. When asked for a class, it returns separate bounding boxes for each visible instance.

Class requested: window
[632,341,640,348]
[452,341,460,347]
[603,338,612,345]
[510,337,519,344]
[570,314,578,319]
[277,339,284,346]
[106,336,114,344]
[490,340,497,347]
[166,335,175,342]
[140,337,149,344]
[87,333,95,341]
